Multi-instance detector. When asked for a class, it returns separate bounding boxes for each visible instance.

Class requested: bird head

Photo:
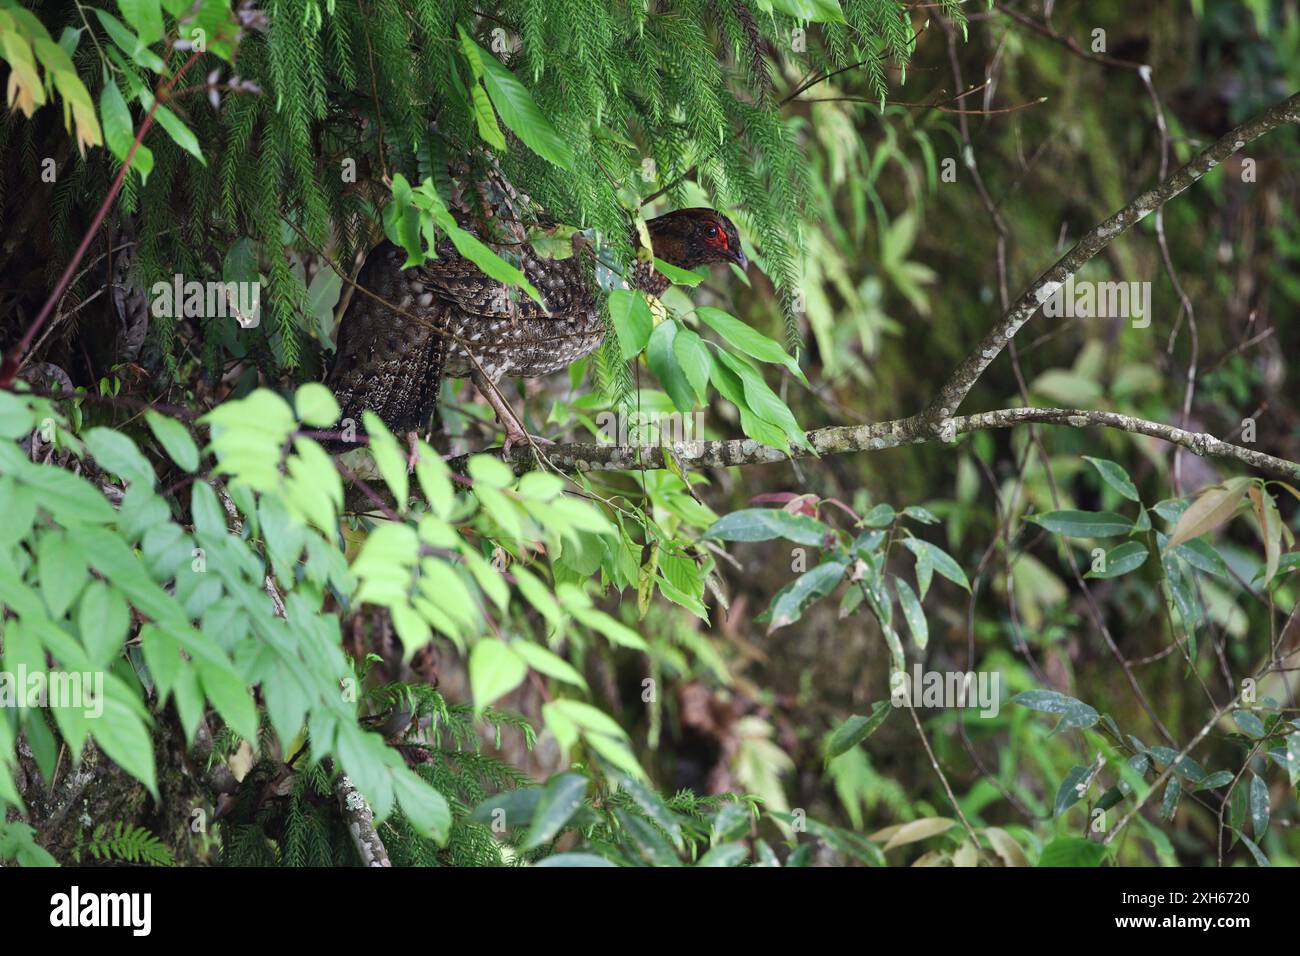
[644,208,748,271]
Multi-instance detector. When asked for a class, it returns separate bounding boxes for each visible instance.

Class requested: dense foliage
[1,0,1299,869]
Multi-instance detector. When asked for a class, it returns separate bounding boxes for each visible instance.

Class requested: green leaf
[152,103,204,164]
[197,659,258,742]
[651,258,705,286]
[672,326,712,405]
[78,579,130,668]
[97,77,153,181]
[646,321,696,413]
[90,693,157,799]
[36,530,88,619]
[1233,710,1266,739]
[696,842,748,866]
[1249,772,1269,837]
[533,853,617,867]
[522,773,589,850]
[1037,836,1107,867]
[32,468,117,524]
[1085,541,1148,579]
[902,505,940,525]
[712,349,806,451]
[704,508,830,547]
[1025,510,1133,537]
[824,701,891,760]
[1055,765,1093,816]
[617,776,684,851]
[768,559,846,631]
[469,638,527,710]
[295,382,341,428]
[117,0,163,44]
[361,411,408,509]
[608,289,654,361]
[84,426,154,486]
[392,766,452,844]
[468,80,505,149]
[768,0,846,23]
[93,8,163,71]
[144,410,199,472]
[893,575,927,649]
[468,32,575,169]
[1173,538,1230,579]
[1083,456,1141,502]
[511,640,588,690]
[1011,690,1100,731]
[1235,830,1271,867]
[696,307,804,381]
[900,538,969,591]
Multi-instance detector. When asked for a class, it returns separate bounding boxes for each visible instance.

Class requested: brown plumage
[325,207,746,450]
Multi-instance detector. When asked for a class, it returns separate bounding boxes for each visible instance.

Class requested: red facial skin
[702,219,731,256]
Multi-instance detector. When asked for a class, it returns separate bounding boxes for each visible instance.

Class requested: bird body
[325,207,746,449]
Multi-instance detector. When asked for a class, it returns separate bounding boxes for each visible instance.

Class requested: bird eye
[706,225,719,238]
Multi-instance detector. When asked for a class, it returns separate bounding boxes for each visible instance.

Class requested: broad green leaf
[608,289,654,361]
[361,411,408,509]
[462,28,574,169]
[768,559,846,632]
[116,0,163,44]
[646,320,696,413]
[468,638,527,710]
[84,427,154,485]
[1025,510,1133,538]
[1011,689,1100,731]
[651,258,705,286]
[144,410,199,472]
[703,508,830,547]
[98,77,153,181]
[1055,765,1093,816]
[1233,710,1266,739]
[824,701,891,760]
[1085,541,1148,579]
[30,468,117,524]
[900,538,969,591]
[77,579,130,668]
[36,530,88,619]
[893,576,927,649]
[533,853,616,867]
[295,382,340,428]
[672,326,711,405]
[152,103,204,164]
[696,842,748,866]
[522,773,589,850]
[1083,456,1141,502]
[511,640,587,690]
[696,307,804,381]
[1037,836,1107,867]
[1249,772,1269,837]
[90,693,157,799]
[769,0,846,23]
[391,765,452,844]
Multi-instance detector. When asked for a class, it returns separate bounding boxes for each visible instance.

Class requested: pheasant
[325,207,746,452]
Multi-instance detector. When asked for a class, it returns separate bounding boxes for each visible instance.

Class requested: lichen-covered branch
[922,89,1300,428]
[479,406,1299,481]
[333,770,392,867]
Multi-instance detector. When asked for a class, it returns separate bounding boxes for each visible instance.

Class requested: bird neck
[631,258,672,298]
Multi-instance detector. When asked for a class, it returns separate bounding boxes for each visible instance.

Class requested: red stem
[0,50,203,389]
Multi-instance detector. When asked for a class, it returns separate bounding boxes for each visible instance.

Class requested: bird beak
[733,249,749,270]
